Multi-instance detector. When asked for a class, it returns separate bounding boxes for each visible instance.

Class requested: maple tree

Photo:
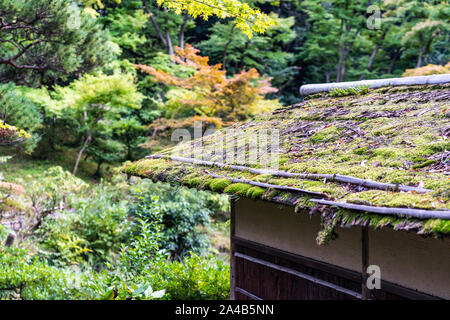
[136,44,278,122]
[52,73,144,175]
[155,0,274,38]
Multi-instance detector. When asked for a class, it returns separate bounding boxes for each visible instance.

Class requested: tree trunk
[387,49,401,74]
[365,31,386,75]
[143,0,167,48]
[416,47,424,68]
[416,35,424,68]
[179,13,189,49]
[367,44,379,70]
[73,130,92,175]
[336,43,346,82]
[164,8,174,56]
[166,30,174,56]
[72,113,102,176]
[222,24,237,70]
[325,70,331,83]
[360,43,380,80]
[94,159,103,177]
[417,36,435,68]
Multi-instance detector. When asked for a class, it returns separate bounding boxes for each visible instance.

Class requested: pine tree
[0,0,116,86]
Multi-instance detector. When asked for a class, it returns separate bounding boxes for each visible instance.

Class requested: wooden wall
[230,198,448,300]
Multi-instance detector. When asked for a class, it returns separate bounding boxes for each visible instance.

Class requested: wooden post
[361,226,370,300]
[230,197,236,300]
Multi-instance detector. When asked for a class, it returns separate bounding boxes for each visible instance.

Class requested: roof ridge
[299,74,450,96]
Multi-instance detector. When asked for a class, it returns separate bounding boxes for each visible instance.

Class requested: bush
[38,181,132,268]
[98,231,229,300]
[83,211,230,300]
[128,181,227,260]
[149,254,230,300]
[0,246,99,300]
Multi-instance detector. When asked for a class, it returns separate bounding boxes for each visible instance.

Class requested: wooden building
[125,75,450,300]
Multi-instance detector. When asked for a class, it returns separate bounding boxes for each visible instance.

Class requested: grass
[0,147,113,185]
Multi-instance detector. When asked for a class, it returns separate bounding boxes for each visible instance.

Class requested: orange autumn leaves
[136,44,278,122]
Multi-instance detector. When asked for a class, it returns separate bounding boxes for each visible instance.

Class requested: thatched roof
[124,77,450,240]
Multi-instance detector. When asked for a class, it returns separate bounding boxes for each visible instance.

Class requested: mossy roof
[124,83,450,239]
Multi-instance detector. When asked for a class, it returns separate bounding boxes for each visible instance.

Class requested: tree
[0,0,116,86]
[87,0,274,57]
[53,73,144,175]
[0,83,42,152]
[302,0,372,83]
[197,15,297,103]
[399,0,449,68]
[81,0,275,38]
[154,0,274,38]
[136,44,278,122]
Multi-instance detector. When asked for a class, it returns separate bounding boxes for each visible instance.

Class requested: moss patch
[224,183,253,196]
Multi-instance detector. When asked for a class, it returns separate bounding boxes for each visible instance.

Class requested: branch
[179,13,189,49]
[143,0,168,47]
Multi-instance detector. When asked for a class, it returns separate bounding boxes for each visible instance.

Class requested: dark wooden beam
[361,226,370,300]
[235,287,263,300]
[230,198,237,300]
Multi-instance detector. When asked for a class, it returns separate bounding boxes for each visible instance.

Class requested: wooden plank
[235,287,263,300]
[235,252,362,299]
[232,236,361,282]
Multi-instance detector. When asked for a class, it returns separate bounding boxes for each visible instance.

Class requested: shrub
[38,181,132,267]
[128,181,225,260]
[0,246,98,300]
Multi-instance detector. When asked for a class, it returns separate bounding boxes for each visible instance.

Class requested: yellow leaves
[83,7,100,17]
[156,0,274,38]
[403,62,450,77]
[0,122,31,145]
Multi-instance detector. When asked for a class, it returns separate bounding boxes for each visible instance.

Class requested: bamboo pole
[146,154,431,193]
[299,74,450,96]
[310,199,450,220]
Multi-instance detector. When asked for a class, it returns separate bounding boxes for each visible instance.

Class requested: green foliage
[0,0,116,86]
[0,83,42,152]
[147,253,230,300]
[329,84,370,97]
[38,181,132,267]
[157,0,274,38]
[52,72,144,174]
[129,182,215,260]
[0,246,97,300]
[197,15,297,103]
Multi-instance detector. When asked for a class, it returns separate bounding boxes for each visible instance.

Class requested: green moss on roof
[224,183,253,196]
[124,83,450,236]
